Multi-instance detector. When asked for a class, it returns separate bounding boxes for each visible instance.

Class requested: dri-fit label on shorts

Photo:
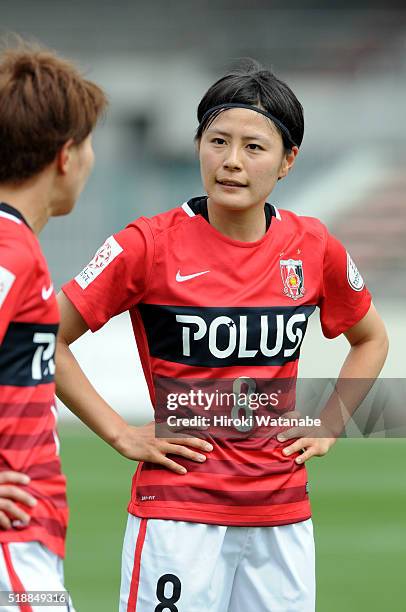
[74,236,123,289]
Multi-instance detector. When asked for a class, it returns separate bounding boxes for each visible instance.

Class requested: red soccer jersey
[0,203,67,558]
[63,197,371,527]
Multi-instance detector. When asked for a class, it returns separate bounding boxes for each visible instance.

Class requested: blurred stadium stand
[4,1,406,73]
[331,164,406,299]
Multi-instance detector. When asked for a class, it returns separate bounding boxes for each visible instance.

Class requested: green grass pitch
[60,426,405,611]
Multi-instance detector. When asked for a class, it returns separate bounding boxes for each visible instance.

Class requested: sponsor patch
[346,252,364,291]
[280,259,305,300]
[0,265,16,308]
[139,303,316,367]
[74,236,123,289]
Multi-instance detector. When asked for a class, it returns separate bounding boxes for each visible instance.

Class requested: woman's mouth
[217,179,247,189]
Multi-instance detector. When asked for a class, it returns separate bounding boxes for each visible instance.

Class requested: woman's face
[198,107,297,211]
[53,134,95,216]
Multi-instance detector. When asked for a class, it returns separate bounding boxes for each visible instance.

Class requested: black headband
[198,103,297,149]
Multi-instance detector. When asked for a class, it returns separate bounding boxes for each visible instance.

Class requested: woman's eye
[212,138,226,145]
[247,143,263,151]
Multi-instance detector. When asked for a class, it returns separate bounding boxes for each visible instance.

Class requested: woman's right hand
[113,421,213,474]
[0,471,37,529]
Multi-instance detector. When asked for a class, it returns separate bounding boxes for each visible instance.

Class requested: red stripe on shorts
[127,518,147,612]
[1,543,33,612]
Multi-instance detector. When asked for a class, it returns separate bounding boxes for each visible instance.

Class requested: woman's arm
[55,293,212,474]
[335,301,389,377]
[277,303,389,462]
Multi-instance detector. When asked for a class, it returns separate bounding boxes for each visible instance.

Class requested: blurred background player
[56,61,388,611]
[0,38,106,611]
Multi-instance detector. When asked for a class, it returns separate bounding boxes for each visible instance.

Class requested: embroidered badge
[280,259,305,300]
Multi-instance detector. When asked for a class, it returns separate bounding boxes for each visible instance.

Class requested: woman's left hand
[277,426,337,464]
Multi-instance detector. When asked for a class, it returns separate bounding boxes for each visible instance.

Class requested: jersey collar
[183,196,280,230]
[0,202,32,230]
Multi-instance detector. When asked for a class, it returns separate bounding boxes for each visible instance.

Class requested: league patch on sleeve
[74,236,123,289]
[346,252,364,291]
[0,265,16,308]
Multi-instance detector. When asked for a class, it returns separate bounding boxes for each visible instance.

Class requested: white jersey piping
[181,202,196,217]
[0,211,22,224]
[273,205,282,221]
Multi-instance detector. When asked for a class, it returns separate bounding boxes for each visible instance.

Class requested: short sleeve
[62,217,154,332]
[0,235,34,344]
[319,231,372,339]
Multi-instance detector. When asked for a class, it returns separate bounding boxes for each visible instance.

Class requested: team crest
[280,259,305,300]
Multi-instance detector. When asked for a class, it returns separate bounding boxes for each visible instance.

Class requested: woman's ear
[278,145,299,180]
[56,139,75,175]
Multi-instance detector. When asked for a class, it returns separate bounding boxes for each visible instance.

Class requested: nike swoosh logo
[42,283,54,300]
[176,270,210,282]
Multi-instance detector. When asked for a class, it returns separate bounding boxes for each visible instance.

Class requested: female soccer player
[0,39,106,610]
[56,60,388,611]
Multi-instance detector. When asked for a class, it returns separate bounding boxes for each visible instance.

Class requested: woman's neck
[0,177,52,235]
[207,198,267,242]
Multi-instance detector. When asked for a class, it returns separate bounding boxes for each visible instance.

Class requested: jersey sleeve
[62,217,154,332]
[0,232,35,344]
[319,230,372,339]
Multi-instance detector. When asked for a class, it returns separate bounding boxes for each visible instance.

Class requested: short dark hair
[0,37,108,183]
[196,59,304,149]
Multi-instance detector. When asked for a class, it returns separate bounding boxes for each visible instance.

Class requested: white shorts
[120,515,315,612]
[0,542,75,612]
